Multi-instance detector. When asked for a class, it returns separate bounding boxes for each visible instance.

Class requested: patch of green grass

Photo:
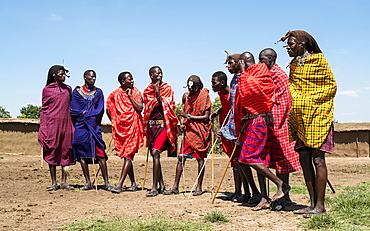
[204,211,230,223]
[69,179,82,183]
[338,179,348,182]
[0,156,4,159]
[60,218,213,231]
[361,167,370,170]
[300,181,370,230]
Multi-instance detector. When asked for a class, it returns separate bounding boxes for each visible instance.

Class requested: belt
[149,119,164,127]
[241,112,273,123]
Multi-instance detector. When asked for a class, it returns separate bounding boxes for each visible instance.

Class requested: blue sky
[1,0,369,123]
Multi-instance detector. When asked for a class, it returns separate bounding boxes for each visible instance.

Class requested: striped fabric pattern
[238,115,284,166]
[220,74,239,142]
[288,53,337,148]
[38,83,75,166]
[235,63,275,132]
[183,88,212,153]
[269,64,301,174]
[106,87,144,160]
[143,82,179,153]
[70,87,106,160]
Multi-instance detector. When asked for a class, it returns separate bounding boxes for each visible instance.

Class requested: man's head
[211,71,227,92]
[237,51,255,73]
[187,75,203,95]
[118,71,134,89]
[224,52,241,74]
[278,30,322,57]
[259,48,277,70]
[149,66,163,84]
[83,70,96,86]
[46,65,69,86]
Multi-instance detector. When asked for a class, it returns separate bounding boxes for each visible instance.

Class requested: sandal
[248,195,262,204]
[293,206,313,214]
[111,186,123,194]
[60,184,74,190]
[193,190,203,196]
[127,185,138,191]
[235,194,251,203]
[104,185,114,191]
[146,190,159,197]
[163,188,179,195]
[303,209,326,218]
[46,185,58,191]
[80,184,93,191]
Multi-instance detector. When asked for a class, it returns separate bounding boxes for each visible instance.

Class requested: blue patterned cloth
[220,74,239,141]
[70,86,106,159]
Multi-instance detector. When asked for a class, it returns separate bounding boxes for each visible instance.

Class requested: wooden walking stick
[40,146,44,168]
[327,179,335,193]
[92,157,98,192]
[188,109,232,199]
[211,128,215,197]
[141,148,150,190]
[211,123,245,204]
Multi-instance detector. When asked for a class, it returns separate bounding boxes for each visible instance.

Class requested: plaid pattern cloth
[289,53,337,148]
[106,87,144,160]
[143,82,179,153]
[269,64,301,174]
[183,88,212,153]
[238,114,284,166]
[220,74,239,142]
[235,63,275,132]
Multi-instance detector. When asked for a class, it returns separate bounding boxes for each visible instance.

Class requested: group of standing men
[38,30,336,218]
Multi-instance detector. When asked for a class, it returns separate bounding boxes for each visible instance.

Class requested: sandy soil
[0,151,369,231]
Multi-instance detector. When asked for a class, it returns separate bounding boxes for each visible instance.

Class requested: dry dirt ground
[0,151,369,231]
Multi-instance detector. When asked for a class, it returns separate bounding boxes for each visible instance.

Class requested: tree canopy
[0,106,11,118]
[17,104,41,119]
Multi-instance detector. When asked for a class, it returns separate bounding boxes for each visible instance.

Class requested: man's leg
[239,163,260,198]
[80,159,91,187]
[250,163,290,202]
[299,150,316,209]
[169,156,187,191]
[127,160,137,187]
[196,158,205,192]
[150,149,162,193]
[312,150,327,214]
[48,164,57,186]
[116,158,133,188]
[276,173,292,205]
[251,173,270,211]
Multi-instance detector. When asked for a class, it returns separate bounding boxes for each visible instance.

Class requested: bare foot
[251,197,270,211]
[271,182,291,202]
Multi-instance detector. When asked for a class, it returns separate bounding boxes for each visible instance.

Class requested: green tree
[17,104,41,119]
[174,102,182,120]
[0,106,11,118]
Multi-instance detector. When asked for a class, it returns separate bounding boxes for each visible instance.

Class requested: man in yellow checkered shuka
[278,30,337,218]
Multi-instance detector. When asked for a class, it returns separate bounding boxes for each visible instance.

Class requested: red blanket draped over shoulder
[106,87,144,160]
[235,63,275,132]
[183,88,212,153]
[143,82,178,152]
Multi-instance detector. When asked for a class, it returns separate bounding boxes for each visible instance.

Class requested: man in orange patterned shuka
[106,71,144,194]
[143,66,178,197]
[164,75,211,196]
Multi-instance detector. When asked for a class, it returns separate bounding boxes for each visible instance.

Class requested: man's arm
[127,88,143,113]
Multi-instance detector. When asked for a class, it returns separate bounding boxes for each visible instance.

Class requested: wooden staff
[211,123,245,204]
[92,157,98,192]
[40,146,44,168]
[211,128,215,198]
[188,109,232,199]
[327,179,335,193]
[141,148,150,190]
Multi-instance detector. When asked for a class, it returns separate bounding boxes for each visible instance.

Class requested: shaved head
[259,48,277,70]
[237,51,255,72]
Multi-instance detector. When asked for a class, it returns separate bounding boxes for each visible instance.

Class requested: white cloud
[337,90,359,97]
[48,14,63,21]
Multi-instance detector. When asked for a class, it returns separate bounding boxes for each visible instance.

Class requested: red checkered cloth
[182,88,212,153]
[235,63,275,134]
[143,82,179,153]
[269,64,301,174]
[106,87,144,160]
